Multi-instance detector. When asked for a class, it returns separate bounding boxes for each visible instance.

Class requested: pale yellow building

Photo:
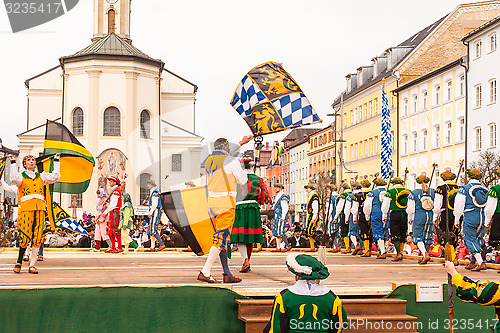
[395,58,466,190]
[307,125,336,181]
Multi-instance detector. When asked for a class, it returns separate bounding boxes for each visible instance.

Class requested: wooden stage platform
[1,248,498,297]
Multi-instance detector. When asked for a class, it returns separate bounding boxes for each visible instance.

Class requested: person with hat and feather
[102,175,124,253]
[8,153,60,273]
[407,174,435,265]
[305,182,322,252]
[272,183,291,252]
[382,176,410,260]
[432,169,460,266]
[325,184,340,253]
[230,158,270,272]
[363,178,387,258]
[344,181,361,255]
[485,167,500,270]
[263,253,347,333]
[144,179,166,252]
[351,179,372,257]
[454,168,489,271]
[333,182,352,254]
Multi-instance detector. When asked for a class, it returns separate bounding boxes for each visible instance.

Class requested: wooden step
[236,298,408,317]
[237,298,418,333]
[242,314,419,333]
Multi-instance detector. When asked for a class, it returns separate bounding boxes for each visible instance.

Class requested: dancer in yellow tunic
[8,153,60,274]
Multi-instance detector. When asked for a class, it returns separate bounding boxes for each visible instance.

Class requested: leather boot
[376,253,387,259]
[341,247,352,254]
[465,261,476,270]
[351,244,360,255]
[360,250,371,257]
[392,253,403,261]
[419,253,431,265]
[471,262,487,271]
[239,258,251,273]
[329,245,341,253]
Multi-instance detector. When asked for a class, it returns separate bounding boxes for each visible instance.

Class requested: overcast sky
[0,0,476,149]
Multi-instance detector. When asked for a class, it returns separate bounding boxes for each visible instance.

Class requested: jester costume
[119,193,138,253]
[10,155,60,273]
[452,274,500,333]
[264,254,347,333]
[103,181,123,252]
[334,189,352,250]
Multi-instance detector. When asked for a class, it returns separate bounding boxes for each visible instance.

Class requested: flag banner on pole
[269,146,284,166]
[42,120,95,194]
[0,157,6,179]
[230,62,321,136]
[380,88,393,179]
[48,201,88,235]
[161,186,215,256]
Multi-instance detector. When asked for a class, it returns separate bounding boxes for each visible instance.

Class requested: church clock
[106,0,118,4]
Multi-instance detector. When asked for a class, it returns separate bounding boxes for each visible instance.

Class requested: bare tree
[465,151,500,187]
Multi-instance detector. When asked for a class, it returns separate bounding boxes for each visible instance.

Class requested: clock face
[106,0,118,4]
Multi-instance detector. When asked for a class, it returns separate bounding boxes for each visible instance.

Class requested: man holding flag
[8,153,60,274]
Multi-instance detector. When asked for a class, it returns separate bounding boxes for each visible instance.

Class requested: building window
[475,127,482,150]
[374,136,378,154]
[350,144,354,160]
[350,111,354,125]
[369,138,373,155]
[403,135,408,154]
[446,80,452,101]
[490,79,497,104]
[491,34,497,52]
[421,129,427,150]
[374,98,378,114]
[476,85,482,108]
[459,75,465,96]
[364,103,368,119]
[369,101,373,117]
[435,85,440,105]
[72,107,84,137]
[103,106,121,136]
[446,122,452,144]
[476,40,482,58]
[403,98,408,116]
[490,123,497,148]
[422,91,427,109]
[69,193,83,209]
[140,110,151,139]
[412,132,418,152]
[458,117,465,142]
[139,173,151,204]
[172,153,182,171]
[108,9,116,34]
[434,125,440,147]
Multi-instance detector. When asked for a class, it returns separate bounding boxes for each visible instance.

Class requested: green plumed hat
[390,177,404,185]
[286,253,329,280]
[466,168,482,180]
[373,178,387,186]
[494,168,500,178]
[415,174,430,184]
[274,183,284,189]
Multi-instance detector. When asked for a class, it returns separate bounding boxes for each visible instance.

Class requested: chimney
[372,55,388,77]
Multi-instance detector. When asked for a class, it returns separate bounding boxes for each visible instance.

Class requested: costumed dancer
[271,183,291,252]
[382,177,408,260]
[9,153,60,274]
[444,261,500,332]
[198,136,250,284]
[454,168,489,271]
[305,182,321,252]
[407,174,435,265]
[92,188,112,252]
[432,169,460,265]
[145,180,165,252]
[326,184,340,253]
[333,182,352,253]
[102,176,123,253]
[377,177,410,261]
[352,179,371,256]
[230,158,270,272]
[344,181,361,254]
[363,178,387,258]
[486,168,500,272]
[264,253,347,333]
[119,193,139,254]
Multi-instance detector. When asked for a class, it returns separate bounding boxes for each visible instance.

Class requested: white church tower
[18,0,202,217]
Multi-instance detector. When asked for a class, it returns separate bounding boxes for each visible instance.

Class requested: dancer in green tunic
[230,158,270,273]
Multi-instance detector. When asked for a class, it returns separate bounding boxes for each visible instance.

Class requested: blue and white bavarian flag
[48,202,88,235]
[380,87,393,179]
[230,62,321,135]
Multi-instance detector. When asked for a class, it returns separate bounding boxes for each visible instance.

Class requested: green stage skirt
[230,202,263,244]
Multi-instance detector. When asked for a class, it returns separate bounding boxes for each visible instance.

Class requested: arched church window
[140,110,151,139]
[72,107,84,137]
[108,9,116,34]
[140,173,151,204]
[103,107,121,136]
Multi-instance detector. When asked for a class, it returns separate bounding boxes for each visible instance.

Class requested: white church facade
[17,0,203,216]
